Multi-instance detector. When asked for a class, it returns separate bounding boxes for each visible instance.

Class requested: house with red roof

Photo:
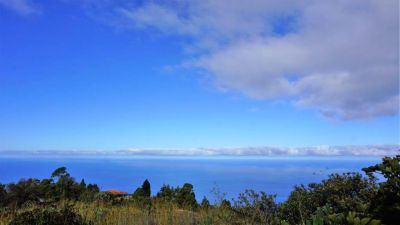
[105,189,129,197]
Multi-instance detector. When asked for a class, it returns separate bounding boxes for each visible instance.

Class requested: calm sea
[0,156,381,202]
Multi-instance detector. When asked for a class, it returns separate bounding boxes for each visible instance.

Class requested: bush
[176,183,197,209]
[155,183,198,209]
[9,205,90,225]
[281,172,376,225]
[363,155,400,224]
[233,189,279,225]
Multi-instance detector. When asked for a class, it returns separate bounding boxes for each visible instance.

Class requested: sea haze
[0,156,381,202]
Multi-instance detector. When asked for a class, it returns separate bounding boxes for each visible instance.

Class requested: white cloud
[0,0,39,15]
[3,0,396,119]
[118,0,399,120]
[1,145,398,156]
[119,3,197,36]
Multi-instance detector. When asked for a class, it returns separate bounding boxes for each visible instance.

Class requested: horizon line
[0,144,399,157]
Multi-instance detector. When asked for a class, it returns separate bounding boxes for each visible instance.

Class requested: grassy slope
[0,201,240,225]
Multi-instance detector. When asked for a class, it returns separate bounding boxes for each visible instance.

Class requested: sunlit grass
[0,201,240,225]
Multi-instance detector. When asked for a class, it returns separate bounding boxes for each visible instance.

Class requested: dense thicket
[363,156,400,224]
[0,155,398,225]
[156,183,197,209]
[0,167,100,208]
[8,205,88,225]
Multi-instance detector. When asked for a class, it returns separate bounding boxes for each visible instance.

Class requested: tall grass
[74,201,233,225]
[0,200,245,225]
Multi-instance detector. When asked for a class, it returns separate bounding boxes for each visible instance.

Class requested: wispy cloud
[0,0,40,16]
[1,145,398,157]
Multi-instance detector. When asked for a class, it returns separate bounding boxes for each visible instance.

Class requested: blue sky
[0,0,398,151]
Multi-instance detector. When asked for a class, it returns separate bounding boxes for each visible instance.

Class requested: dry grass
[0,201,241,225]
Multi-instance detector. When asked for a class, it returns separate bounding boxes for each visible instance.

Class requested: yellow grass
[0,201,239,225]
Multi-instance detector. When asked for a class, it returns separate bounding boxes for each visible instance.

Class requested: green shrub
[363,155,400,224]
[9,205,91,225]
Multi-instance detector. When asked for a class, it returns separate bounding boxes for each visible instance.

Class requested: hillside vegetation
[0,155,399,225]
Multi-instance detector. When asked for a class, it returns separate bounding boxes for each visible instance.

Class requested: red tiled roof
[105,189,128,195]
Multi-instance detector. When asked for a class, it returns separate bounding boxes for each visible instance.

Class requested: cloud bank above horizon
[1,145,398,157]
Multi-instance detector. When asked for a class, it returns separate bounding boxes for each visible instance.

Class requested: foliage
[141,179,151,197]
[2,167,98,209]
[94,192,114,202]
[133,179,151,199]
[220,199,231,209]
[281,172,376,225]
[51,167,69,179]
[362,155,400,224]
[80,184,100,202]
[0,184,7,207]
[132,179,152,209]
[156,184,175,201]
[175,183,197,210]
[233,189,279,225]
[6,179,42,208]
[8,205,90,225]
[155,183,197,210]
[280,185,316,225]
[200,196,211,209]
[305,207,381,225]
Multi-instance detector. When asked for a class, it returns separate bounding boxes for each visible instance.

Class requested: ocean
[0,156,381,202]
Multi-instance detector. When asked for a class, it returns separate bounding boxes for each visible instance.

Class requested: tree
[79,179,86,189]
[234,189,279,225]
[80,183,99,202]
[312,173,376,213]
[6,179,42,207]
[220,199,231,208]
[50,167,80,200]
[0,183,7,207]
[132,179,152,208]
[176,183,197,209]
[133,179,151,198]
[280,185,318,225]
[86,184,99,193]
[38,178,56,201]
[200,196,211,209]
[156,184,175,201]
[280,173,377,225]
[362,155,400,224]
[51,167,69,179]
[156,183,197,209]
[142,179,151,197]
